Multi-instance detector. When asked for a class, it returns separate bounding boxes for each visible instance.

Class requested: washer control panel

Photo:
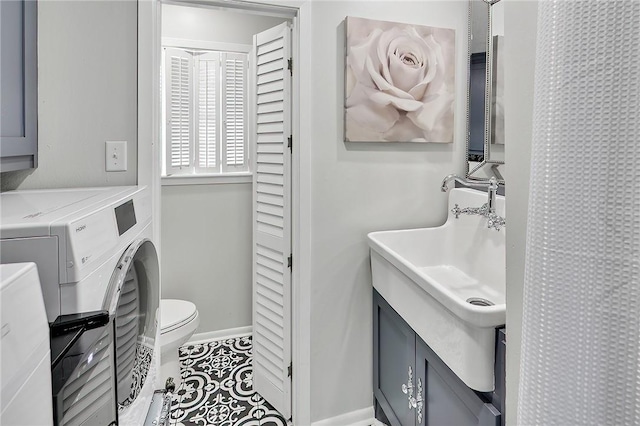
[58,186,151,284]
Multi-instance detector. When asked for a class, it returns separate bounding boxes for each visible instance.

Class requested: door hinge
[287,58,293,76]
[287,362,292,378]
[287,254,293,269]
[287,135,292,152]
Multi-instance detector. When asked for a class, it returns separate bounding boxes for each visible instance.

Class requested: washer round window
[104,239,159,411]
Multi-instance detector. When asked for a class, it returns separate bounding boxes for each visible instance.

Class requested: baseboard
[187,326,252,344]
[311,406,378,426]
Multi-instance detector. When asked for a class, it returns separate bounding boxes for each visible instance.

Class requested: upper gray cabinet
[1,0,38,172]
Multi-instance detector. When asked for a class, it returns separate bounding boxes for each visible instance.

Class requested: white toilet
[160,299,199,386]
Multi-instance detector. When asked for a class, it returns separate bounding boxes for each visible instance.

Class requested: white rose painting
[345,17,455,143]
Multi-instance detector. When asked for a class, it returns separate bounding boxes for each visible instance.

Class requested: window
[162,47,249,177]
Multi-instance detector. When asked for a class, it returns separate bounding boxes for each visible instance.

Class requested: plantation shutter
[222,52,248,171]
[164,48,193,174]
[195,52,219,172]
[252,22,292,420]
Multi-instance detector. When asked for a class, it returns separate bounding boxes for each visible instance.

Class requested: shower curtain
[518,1,640,424]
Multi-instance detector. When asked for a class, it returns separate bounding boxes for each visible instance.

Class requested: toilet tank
[0,262,53,425]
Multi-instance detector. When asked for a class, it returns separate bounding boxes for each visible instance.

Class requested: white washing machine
[0,186,160,426]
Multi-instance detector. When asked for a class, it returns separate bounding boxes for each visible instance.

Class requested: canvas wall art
[345,17,456,143]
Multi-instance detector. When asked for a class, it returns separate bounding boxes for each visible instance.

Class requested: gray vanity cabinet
[374,290,501,426]
[0,0,38,172]
[415,338,501,426]
[374,289,417,426]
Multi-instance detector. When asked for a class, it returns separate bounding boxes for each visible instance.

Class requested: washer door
[104,239,159,412]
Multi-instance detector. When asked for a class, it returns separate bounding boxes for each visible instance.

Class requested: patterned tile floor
[169,335,287,426]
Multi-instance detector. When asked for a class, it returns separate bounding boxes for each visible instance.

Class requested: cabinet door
[0,0,38,172]
[373,290,416,426]
[415,337,500,426]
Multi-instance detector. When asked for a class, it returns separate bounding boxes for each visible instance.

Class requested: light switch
[106,141,127,172]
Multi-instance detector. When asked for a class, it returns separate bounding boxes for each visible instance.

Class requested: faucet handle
[488,176,498,190]
[487,213,506,230]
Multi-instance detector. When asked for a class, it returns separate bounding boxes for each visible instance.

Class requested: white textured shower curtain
[518,1,640,424]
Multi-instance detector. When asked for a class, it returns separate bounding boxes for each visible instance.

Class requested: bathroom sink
[368,188,505,392]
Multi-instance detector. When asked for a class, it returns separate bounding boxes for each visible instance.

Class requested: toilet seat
[161,299,198,334]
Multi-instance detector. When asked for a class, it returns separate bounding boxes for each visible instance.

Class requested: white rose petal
[365,54,414,100]
[406,91,454,141]
[347,84,400,132]
[348,28,383,89]
[388,45,425,93]
[369,90,423,112]
[383,115,428,142]
[409,35,445,100]
[348,101,400,134]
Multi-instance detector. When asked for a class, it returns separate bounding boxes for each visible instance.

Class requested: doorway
[154,1,298,422]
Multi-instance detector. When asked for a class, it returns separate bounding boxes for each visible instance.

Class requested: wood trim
[311,407,375,426]
[162,37,251,53]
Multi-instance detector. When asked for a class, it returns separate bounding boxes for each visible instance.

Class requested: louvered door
[252,22,292,420]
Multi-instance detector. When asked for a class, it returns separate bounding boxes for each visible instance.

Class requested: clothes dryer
[0,263,53,426]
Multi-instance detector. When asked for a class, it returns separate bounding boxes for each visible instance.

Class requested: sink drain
[466,297,494,307]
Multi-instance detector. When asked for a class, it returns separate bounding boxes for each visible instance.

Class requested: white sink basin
[368,188,505,392]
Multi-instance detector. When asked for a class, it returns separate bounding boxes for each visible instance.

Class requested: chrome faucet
[441,174,505,230]
[486,176,499,213]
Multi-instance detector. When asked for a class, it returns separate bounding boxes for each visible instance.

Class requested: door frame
[136,0,312,424]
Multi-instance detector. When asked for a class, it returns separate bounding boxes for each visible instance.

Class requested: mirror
[466,0,505,180]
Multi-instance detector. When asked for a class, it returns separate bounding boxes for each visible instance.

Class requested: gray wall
[160,5,289,334]
[1,1,138,191]
[307,2,468,421]
[161,184,253,332]
[504,1,538,424]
